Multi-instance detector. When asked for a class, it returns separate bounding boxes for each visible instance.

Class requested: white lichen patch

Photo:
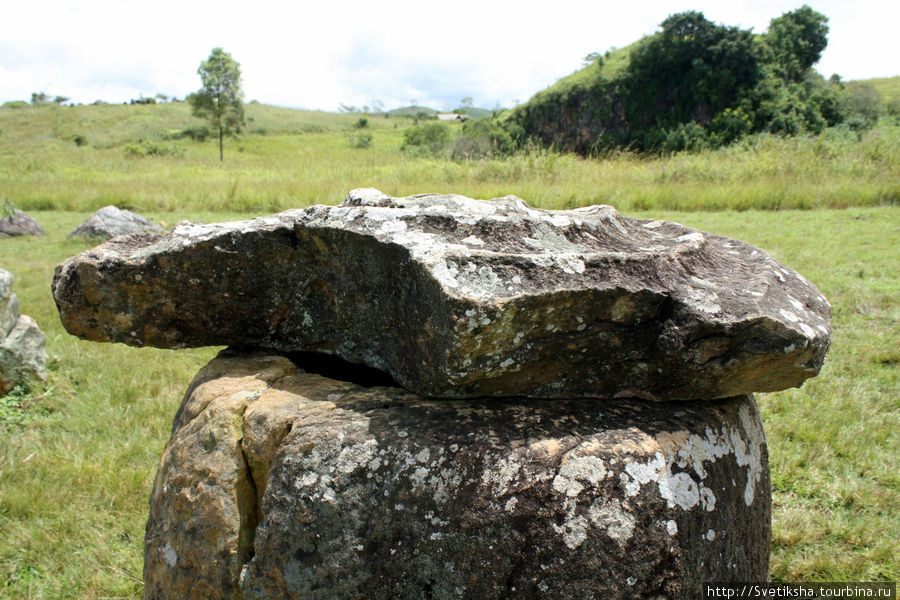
[683,286,722,315]
[335,440,379,475]
[553,496,636,549]
[552,455,607,497]
[379,219,407,234]
[616,409,765,513]
[433,259,460,289]
[161,542,178,568]
[666,519,678,536]
[591,499,635,542]
[675,232,705,245]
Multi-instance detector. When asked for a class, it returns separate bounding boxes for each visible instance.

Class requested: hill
[0,101,373,151]
[386,105,439,118]
[501,8,853,154]
[844,76,900,117]
[385,105,494,119]
[847,76,900,103]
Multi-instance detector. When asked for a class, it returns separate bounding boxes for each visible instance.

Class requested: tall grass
[1,103,897,214]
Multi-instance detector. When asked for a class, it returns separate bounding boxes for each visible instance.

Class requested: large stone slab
[0,269,46,395]
[144,352,771,600]
[53,189,831,400]
[67,205,163,240]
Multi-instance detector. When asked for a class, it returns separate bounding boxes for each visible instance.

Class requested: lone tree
[189,47,245,161]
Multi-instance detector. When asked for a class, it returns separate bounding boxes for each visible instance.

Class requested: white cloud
[1,0,897,109]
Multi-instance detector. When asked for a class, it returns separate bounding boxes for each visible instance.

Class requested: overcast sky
[2,0,897,111]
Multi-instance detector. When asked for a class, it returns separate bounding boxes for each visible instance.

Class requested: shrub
[450,119,518,160]
[162,126,211,142]
[660,122,710,153]
[402,123,449,155]
[124,141,184,157]
[72,135,88,147]
[711,107,753,146]
[355,117,369,129]
[348,132,372,149]
[450,135,492,160]
[2,199,16,219]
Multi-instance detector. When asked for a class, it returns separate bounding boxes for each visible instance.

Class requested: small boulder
[54,190,831,401]
[0,269,46,395]
[67,205,162,240]
[0,209,46,238]
[144,351,771,600]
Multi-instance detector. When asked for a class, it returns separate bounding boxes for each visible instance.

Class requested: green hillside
[386,105,439,117]
[502,8,867,154]
[0,101,375,150]
[844,76,900,117]
[848,76,900,103]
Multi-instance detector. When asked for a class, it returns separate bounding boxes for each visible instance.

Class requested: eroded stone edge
[143,354,298,599]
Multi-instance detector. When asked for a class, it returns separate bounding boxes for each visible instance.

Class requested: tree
[189,48,245,161]
[766,5,829,82]
[624,11,762,138]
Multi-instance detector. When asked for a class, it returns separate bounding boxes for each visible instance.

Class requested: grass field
[0,101,897,598]
[2,102,898,214]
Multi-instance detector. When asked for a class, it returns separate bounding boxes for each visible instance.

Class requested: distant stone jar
[0,269,46,395]
[68,205,162,240]
[0,209,46,238]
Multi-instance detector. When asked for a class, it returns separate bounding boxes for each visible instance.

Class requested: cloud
[1,0,897,109]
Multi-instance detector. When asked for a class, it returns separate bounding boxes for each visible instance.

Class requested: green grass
[2,102,897,214]
[0,101,897,596]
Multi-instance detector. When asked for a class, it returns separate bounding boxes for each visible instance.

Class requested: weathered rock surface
[0,269,46,395]
[144,352,771,600]
[54,189,831,400]
[0,209,46,237]
[67,205,162,240]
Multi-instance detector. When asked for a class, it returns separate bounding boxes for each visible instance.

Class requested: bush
[711,107,753,146]
[450,118,518,160]
[2,199,17,219]
[450,135,492,160]
[355,117,368,129]
[348,132,372,149]
[124,141,184,157]
[660,122,710,153]
[72,135,88,147]
[402,123,449,154]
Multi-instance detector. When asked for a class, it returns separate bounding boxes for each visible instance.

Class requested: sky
[2,0,897,112]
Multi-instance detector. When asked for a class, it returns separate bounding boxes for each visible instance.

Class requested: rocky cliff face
[144,351,770,600]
